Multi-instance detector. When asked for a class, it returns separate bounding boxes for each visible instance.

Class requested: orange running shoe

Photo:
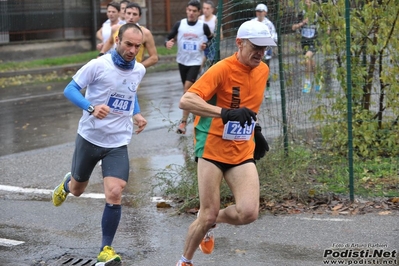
[199,224,216,254]
[176,121,187,134]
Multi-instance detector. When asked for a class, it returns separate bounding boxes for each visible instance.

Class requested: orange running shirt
[188,53,269,164]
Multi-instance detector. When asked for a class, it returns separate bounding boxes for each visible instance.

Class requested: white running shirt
[199,14,217,33]
[101,19,125,54]
[72,54,146,148]
[176,19,206,66]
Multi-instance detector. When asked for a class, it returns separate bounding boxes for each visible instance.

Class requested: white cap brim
[248,38,277,47]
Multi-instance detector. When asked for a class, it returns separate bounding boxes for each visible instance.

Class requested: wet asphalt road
[0,70,398,266]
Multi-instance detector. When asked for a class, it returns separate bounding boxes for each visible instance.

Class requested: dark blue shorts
[301,39,317,54]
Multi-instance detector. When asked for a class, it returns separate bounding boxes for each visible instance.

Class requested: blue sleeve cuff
[133,94,140,115]
[64,80,91,110]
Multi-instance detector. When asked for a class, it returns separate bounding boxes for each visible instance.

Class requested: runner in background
[119,0,130,23]
[251,3,277,98]
[96,2,125,53]
[164,0,213,134]
[99,2,159,69]
[198,0,223,73]
[292,0,321,93]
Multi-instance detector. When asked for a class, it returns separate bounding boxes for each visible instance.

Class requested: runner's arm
[179,92,222,118]
[164,21,180,46]
[64,80,91,110]
[140,29,159,68]
[100,25,118,55]
[203,24,213,41]
[96,27,103,43]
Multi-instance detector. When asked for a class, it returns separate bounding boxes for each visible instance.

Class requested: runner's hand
[254,123,269,160]
[92,104,110,119]
[221,107,257,128]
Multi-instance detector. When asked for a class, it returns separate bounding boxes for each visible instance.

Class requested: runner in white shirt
[251,3,278,97]
[199,0,222,70]
[52,23,147,265]
[96,2,125,53]
[165,0,213,134]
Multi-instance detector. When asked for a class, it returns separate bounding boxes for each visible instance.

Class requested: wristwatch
[87,104,95,114]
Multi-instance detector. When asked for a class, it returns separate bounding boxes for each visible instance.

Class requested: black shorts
[71,134,129,182]
[301,39,317,55]
[178,63,201,84]
[196,157,255,173]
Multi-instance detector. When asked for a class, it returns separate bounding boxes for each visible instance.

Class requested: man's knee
[69,178,86,197]
[237,206,259,224]
[199,208,219,227]
[104,179,126,203]
[107,186,123,201]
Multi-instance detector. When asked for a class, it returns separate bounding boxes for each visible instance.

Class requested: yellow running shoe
[97,246,121,263]
[51,172,71,207]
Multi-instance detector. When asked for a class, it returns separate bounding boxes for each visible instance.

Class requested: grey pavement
[1,127,398,266]
[0,69,398,266]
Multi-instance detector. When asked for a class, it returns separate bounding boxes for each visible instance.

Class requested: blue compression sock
[101,203,122,250]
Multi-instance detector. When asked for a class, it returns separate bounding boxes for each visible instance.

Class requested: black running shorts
[71,134,129,182]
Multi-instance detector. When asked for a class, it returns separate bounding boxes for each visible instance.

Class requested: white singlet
[72,55,146,148]
[176,19,206,66]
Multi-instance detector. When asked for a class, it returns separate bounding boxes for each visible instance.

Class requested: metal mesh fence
[205,0,399,200]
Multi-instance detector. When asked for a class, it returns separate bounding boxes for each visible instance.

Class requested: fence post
[214,0,223,63]
[345,0,354,202]
[276,0,289,156]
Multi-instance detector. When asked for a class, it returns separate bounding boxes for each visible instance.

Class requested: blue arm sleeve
[133,94,140,115]
[63,80,91,110]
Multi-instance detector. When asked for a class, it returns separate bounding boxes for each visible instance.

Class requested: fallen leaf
[186,208,198,214]
[235,249,246,254]
[378,211,391,215]
[389,197,399,203]
[156,202,171,208]
[332,204,344,211]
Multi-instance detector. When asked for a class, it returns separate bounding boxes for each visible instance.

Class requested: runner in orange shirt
[175,20,275,266]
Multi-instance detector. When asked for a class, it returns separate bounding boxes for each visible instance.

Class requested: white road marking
[298,217,353,222]
[0,238,25,247]
[0,184,105,199]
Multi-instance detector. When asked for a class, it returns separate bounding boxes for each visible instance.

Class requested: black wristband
[98,52,104,57]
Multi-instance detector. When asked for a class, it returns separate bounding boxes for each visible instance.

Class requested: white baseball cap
[237,20,276,47]
[255,3,268,12]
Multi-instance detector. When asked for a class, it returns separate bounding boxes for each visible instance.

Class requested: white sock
[181,255,192,263]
